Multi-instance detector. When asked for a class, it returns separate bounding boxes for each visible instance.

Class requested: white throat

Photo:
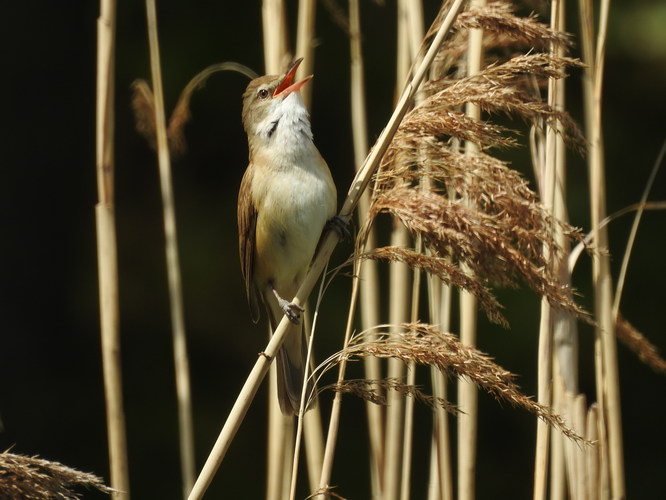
[255,93,314,157]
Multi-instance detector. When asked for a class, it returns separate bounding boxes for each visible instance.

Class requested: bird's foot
[326,215,351,241]
[277,297,304,324]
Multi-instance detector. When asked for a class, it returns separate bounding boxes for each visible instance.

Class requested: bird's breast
[251,149,336,292]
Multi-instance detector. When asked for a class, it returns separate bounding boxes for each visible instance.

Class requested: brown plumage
[237,59,336,415]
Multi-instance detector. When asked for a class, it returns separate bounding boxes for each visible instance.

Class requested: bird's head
[242,58,313,144]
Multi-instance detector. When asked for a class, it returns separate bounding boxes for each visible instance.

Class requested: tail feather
[267,306,314,416]
[275,337,310,415]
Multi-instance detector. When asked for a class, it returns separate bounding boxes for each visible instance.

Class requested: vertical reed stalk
[144,1,196,496]
[399,4,425,498]
[383,2,422,496]
[262,0,288,74]
[294,4,326,495]
[290,277,328,500]
[316,275,360,498]
[534,1,564,497]
[295,0,316,108]
[578,0,625,497]
[348,0,385,494]
[429,280,453,500]
[260,3,292,498]
[459,2,484,498]
[586,405,600,500]
[96,1,130,498]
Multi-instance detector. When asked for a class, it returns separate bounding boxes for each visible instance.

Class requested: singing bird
[237,59,337,415]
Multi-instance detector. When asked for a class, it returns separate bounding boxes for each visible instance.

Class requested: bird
[237,58,337,415]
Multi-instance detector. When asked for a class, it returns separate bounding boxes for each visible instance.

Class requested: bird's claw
[278,298,304,324]
[326,215,351,241]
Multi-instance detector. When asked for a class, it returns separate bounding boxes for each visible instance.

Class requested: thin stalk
[586,405,600,500]
[261,3,291,498]
[612,139,666,318]
[96,1,129,498]
[579,0,625,496]
[383,222,410,500]
[549,374,565,500]
[294,4,327,495]
[289,271,329,500]
[399,4,425,499]
[430,281,452,500]
[534,1,565,498]
[573,394,588,500]
[266,398,290,500]
[316,269,361,497]
[383,3,413,497]
[458,1,484,498]
[295,0,316,108]
[400,237,424,500]
[348,0,385,494]
[383,0,418,500]
[262,0,288,74]
[552,3,583,499]
[145,2,195,496]
[188,4,467,496]
[303,399,326,493]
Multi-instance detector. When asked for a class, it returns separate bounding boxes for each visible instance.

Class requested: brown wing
[237,165,260,323]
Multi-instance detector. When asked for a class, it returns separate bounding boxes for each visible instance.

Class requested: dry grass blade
[306,486,348,500]
[0,451,112,499]
[616,315,666,374]
[167,62,258,154]
[329,378,460,414]
[131,62,258,156]
[340,324,587,442]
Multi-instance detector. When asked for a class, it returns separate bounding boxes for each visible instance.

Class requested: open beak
[273,58,313,98]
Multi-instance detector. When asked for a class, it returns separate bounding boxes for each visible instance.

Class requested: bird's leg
[325,215,351,241]
[271,284,304,324]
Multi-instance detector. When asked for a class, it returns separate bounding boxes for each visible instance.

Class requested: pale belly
[253,165,335,297]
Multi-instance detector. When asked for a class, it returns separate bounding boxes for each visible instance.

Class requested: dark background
[2,1,665,498]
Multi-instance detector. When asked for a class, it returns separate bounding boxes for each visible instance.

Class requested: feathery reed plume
[361,246,505,325]
[330,378,460,414]
[361,49,588,327]
[457,0,570,46]
[616,315,666,374]
[333,324,586,442]
[0,452,112,499]
[431,0,570,75]
[365,186,588,322]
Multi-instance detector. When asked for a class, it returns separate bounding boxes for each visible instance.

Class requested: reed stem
[96,1,130,497]
[144,1,196,496]
[458,1,484,498]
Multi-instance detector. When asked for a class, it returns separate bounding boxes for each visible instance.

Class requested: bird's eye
[258,88,270,100]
